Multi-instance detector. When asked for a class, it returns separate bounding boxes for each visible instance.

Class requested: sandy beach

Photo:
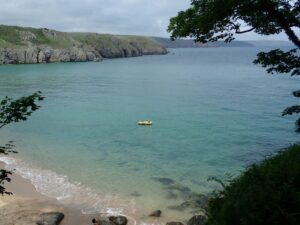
[0,161,117,225]
[0,161,172,225]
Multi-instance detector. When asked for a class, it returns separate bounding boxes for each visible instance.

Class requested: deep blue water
[0,48,298,221]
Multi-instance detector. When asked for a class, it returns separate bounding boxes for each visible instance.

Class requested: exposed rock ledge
[0,25,168,65]
[0,44,168,65]
[0,46,99,64]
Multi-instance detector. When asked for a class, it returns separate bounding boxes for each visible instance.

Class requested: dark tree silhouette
[168,0,300,131]
[0,92,44,195]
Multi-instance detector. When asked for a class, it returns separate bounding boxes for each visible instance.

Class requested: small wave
[0,156,137,216]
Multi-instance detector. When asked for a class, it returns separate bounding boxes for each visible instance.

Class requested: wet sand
[0,162,113,225]
[0,162,173,225]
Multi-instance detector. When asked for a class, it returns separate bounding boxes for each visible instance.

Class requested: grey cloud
[0,0,190,37]
[0,0,294,40]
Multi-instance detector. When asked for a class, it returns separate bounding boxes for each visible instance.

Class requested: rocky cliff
[0,25,167,64]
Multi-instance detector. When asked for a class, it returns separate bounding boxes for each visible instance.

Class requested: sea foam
[0,156,137,216]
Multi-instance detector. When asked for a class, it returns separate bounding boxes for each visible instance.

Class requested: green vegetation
[0,25,24,47]
[206,144,300,225]
[0,25,60,48]
[0,92,44,195]
[118,35,163,49]
[0,24,164,51]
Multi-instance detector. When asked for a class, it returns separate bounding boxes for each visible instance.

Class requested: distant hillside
[248,40,293,47]
[0,25,167,65]
[154,37,294,48]
[153,37,254,48]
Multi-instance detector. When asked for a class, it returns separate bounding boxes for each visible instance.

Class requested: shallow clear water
[0,48,298,222]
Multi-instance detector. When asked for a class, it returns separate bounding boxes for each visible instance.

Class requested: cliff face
[0,46,102,64]
[0,25,167,65]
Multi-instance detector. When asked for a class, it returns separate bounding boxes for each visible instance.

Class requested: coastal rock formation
[0,25,167,65]
[149,210,162,217]
[36,212,64,225]
[181,193,209,210]
[152,177,175,185]
[187,215,207,225]
[0,46,102,64]
[96,220,115,225]
[152,176,209,214]
[108,216,128,225]
[166,222,185,225]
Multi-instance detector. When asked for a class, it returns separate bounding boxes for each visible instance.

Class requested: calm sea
[0,48,298,222]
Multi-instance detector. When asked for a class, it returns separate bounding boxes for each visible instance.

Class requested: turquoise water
[0,48,299,221]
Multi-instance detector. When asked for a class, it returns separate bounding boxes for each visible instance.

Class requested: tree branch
[235,27,255,34]
[262,2,300,48]
[282,26,300,49]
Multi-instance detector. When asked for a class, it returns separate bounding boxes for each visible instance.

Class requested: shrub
[206,144,300,225]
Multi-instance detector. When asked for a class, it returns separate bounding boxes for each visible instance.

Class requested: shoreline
[0,50,168,66]
[0,25,168,66]
[0,161,104,225]
[0,160,188,225]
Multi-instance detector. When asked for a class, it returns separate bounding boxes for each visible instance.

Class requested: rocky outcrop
[166,222,185,225]
[108,216,128,225]
[186,215,207,225]
[93,216,128,225]
[95,220,115,225]
[0,25,167,65]
[36,212,64,225]
[0,46,102,64]
[149,210,162,217]
[0,42,167,64]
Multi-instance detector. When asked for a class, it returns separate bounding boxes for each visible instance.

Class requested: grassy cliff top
[0,25,164,50]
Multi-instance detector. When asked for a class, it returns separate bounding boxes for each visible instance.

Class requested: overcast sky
[0,0,292,41]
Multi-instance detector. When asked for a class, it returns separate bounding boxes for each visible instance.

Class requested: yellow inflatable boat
[137,120,152,126]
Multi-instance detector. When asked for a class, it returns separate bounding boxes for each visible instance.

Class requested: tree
[0,92,44,195]
[168,0,300,131]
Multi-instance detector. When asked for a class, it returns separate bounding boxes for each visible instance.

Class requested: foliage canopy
[0,92,44,195]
